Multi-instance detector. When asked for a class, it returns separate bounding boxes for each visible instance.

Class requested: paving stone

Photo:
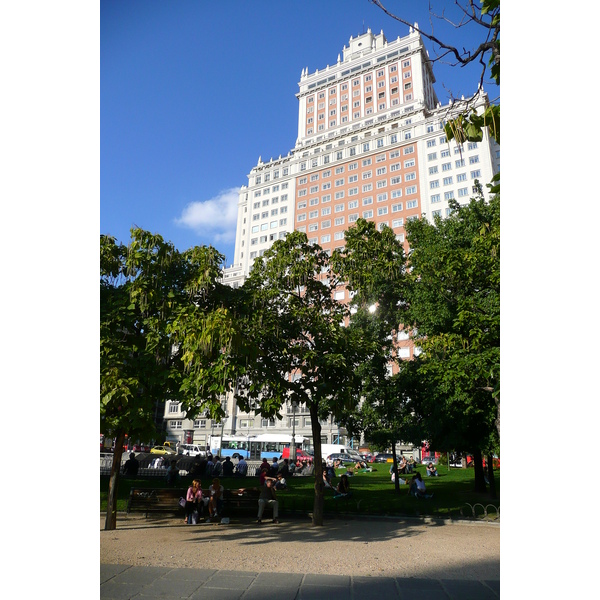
[441,579,499,599]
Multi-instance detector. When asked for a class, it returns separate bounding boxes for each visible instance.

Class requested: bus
[209,434,310,461]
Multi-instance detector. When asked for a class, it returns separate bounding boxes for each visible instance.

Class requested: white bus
[209,434,310,461]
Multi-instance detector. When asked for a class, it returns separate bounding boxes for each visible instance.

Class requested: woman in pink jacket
[184,479,203,524]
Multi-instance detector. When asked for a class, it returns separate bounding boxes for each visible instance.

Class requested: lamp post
[290,401,297,462]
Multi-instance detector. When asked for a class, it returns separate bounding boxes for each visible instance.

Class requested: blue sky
[101,0,499,266]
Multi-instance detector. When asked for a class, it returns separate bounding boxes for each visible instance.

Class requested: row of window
[253,183,289,198]
[297,200,418,228]
[255,169,289,185]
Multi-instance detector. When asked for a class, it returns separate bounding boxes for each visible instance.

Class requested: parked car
[132,444,151,452]
[150,445,176,455]
[327,453,357,464]
[373,453,394,463]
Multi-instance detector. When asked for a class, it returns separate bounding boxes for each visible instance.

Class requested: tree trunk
[487,453,497,500]
[472,448,487,493]
[310,406,324,526]
[391,438,400,493]
[104,430,126,530]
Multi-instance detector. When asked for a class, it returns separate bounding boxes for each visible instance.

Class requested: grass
[101,463,499,521]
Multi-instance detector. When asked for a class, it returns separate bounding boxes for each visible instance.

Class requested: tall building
[176,26,499,452]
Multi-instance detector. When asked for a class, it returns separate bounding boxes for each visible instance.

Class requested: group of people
[188,454,248,479]
[183,477,226,524]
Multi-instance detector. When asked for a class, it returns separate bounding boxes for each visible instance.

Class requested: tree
[404,188,500,494]
[371,0,500,145]
[238,231,359,526]
[331,219,421,491]
[100,229,237,530]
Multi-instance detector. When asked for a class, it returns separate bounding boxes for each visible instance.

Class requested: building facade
[168,26,499,452]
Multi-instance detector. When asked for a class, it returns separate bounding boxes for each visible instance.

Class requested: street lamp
[290,401,297,462]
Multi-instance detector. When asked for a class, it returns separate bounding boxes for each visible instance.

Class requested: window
[469,155,480,164]
[405,186,417,195]
[348,200,358,209]
[443,176,453,185]
[471,170,481,179]
[442,162,452,171]
[458,187,469,197]
[362,197,373,206]
[363,210,373,218]
[377,206,388,216]
[405,172,416,181]
[430,194,441,203]
[406,199,418,209]
[322,206,331,216]
[392,217,404,227]
[444,191,455,200]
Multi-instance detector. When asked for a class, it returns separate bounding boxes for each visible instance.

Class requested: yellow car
[150,445,176,455]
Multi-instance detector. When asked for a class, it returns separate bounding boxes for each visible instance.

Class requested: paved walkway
[101,563,499,599]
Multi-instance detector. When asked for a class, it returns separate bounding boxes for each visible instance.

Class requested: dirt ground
[100,514,500,580]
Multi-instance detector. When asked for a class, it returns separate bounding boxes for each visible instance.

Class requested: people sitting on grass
[334,473,352,499]
[406,456,415,473]
[426,462,439,477]
[323,466,335,492]
[408,472,433,499]
[390,463,406,485]
[398,456,408,474]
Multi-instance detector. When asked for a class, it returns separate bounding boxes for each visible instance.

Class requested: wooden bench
[127,488,189,518]
[127,487,261,519]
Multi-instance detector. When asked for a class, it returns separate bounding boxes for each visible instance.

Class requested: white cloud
[174,187,239,244]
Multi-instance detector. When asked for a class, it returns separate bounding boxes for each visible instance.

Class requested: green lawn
[101,464,499,521]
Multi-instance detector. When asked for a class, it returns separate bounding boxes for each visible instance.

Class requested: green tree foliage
[331,219,422,490]
[100,229,237,529]
[404,188,500,492]
[239,231,359,525]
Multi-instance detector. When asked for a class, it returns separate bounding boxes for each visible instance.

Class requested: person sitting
[222,456,234,477]
[288,461,297,476]
[408,473,433,499]
[278,459,291,479]
[259,462,270,485]
[426,462,439,477]
[257,476,279,524]
[268,457,280,478]
[406,456,415,473]
[398,456,408,474]
[184,479,203,524]
[207,477,224,521]
[334,474,352,498]
[274,473,287,490]
[322,467,335,492]
[300,460,314,476]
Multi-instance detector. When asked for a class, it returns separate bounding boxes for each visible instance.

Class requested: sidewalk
[101,513,499,599]
[101,563,500,599]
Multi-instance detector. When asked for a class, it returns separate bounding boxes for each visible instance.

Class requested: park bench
[126,487,261,520]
